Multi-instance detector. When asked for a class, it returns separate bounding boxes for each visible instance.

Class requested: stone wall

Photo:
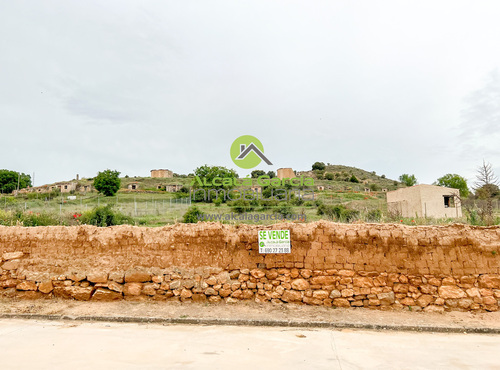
[1,222,500,312]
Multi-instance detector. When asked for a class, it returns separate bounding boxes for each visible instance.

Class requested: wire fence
[1,194,192,218]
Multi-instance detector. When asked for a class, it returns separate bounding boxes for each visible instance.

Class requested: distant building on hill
[277,168,295,179]
[165,184,183,192]
[151,169,173,178]
[128,182,139,190]
[386,184,462,218]
[15,181,85,195]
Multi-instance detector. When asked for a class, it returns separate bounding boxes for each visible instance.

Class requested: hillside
[299,164,401,191]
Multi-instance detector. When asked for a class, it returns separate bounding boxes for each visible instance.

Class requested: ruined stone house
[128,182,139,190]
[277,168,295,179]
[151,169,173,178]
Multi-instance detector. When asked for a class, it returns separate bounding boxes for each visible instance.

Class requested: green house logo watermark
[230,135,272,169]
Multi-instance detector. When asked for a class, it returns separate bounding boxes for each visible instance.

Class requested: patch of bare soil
[1,298,500,332]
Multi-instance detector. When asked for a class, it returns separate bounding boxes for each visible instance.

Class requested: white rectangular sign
[258,230,291,254]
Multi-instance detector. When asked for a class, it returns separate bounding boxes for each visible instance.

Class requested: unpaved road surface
[1,298,500,332]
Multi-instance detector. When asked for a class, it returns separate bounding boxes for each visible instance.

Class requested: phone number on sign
[260,247,291,254]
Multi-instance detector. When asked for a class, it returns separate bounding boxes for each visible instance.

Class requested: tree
[399,174,417,187]
[193,165,238,188]
[436,174,470,198]
[473,161,499,224]
[0,170,32,194]
[349,175,359,183]
[191,165,238,202]
[251,170,266,178]
[312,162,326,171]
[93,169,121,196]
[266,171,276,179]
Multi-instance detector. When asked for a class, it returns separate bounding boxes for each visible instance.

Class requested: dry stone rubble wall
[1,222,500,312]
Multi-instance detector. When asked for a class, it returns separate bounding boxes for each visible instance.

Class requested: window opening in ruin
[443,195,455,208]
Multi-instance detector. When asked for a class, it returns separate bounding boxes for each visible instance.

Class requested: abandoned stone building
[386,184,462,218]
[277,168,295,179]
[151,169,173,178]
[127,182,139,191]
[165,184,182,192]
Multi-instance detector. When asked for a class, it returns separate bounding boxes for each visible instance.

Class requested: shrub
[324,172,334,181]
[314,170,325,180]
[275,203,292,218]
[178,186,189,194]
[349,175,360,183]
[466,209,482,226]
[182,206,202,223]
[369,183,380,191]
[80,205,133,226]
[317,204,359,222]
[258,199,279,211]
[289,195,304,206]
[229,199,254,214]
[341,208,359,222]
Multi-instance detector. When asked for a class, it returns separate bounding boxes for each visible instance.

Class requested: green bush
[228,199,254,214]
[317,204,359,222]
[466,209,482,226]
[289,195,304,206]
[349,175,360,183]
[80,205,133,226]
[341,208,359,222]
[275,203,292,218]
[314,170,325,180]
[258,199,279,211]
[182,206,202,223]
[324,172,334,181]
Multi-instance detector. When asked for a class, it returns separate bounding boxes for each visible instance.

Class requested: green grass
[4,175,500,227]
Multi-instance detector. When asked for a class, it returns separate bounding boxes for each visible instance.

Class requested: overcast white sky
[1,0,500,186]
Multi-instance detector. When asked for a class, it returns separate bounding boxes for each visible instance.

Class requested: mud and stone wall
[1,222,500,312]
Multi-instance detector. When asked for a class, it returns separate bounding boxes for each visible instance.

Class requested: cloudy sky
[1,0,500,186]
